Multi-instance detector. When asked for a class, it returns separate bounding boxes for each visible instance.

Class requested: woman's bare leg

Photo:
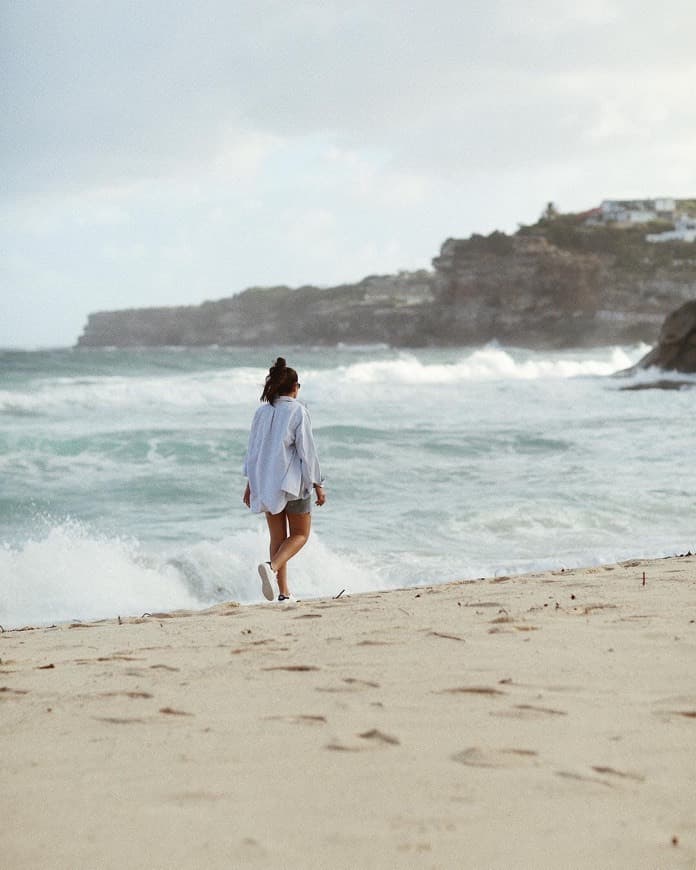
[270,511,311,597]
[265,511,288,595]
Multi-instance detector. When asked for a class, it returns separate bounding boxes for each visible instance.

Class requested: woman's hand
[243,482,251,508]
[314,483,326,507]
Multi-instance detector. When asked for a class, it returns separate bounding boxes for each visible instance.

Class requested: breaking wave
[335,346,645,384]
[0,519,374,628]
[0,345,649,415]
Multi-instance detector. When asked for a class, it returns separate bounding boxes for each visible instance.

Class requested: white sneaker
[257,562,276,601]
[277,594,297,608]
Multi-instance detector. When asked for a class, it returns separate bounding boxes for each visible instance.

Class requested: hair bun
[261,358,298,403]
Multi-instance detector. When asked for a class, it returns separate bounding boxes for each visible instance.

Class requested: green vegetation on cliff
[518,212,696,272]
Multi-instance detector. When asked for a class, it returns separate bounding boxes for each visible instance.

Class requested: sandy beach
[2,555,695,869]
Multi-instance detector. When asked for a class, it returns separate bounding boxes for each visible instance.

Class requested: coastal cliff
[77,214,696,348]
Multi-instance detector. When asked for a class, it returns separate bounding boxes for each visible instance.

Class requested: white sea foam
[335,342,391,352]
[0,519,376,628]
[0,346,650,415]
[0,367,261,415]
[0,521,201,628]
[168,529,377,604]
[335,346,646,385]
[612,364,696,389]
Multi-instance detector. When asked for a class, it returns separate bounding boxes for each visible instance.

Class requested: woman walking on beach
[243,358,326,602]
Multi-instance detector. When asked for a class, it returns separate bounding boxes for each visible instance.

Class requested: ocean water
[1,343,694,628]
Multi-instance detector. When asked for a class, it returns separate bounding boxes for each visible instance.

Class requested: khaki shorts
[285,493,312,514]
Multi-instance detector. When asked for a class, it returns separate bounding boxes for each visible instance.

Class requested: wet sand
[2,555,695,869]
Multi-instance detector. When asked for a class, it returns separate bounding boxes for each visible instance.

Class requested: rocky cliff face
[77,271,436,348]
[430,235,604,345]
[430,231,696,346]
[77,225,696,349]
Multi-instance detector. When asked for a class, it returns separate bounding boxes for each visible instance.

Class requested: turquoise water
[1,344,694,627]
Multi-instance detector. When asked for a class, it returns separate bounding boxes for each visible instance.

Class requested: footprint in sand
[451,747,538,769]
[591,765,645,782]
[231,639,276,654]
[555,770,614,789]
[263,665,319,672]
[75,654,143,664]
[492,703,568,719]
[356,639,393,647]
[359,728,399,745]
[316,678,380,694]
[438,686,506,696]
[326,728,400,751]
[652,695,696,721]
[427,631,466,642]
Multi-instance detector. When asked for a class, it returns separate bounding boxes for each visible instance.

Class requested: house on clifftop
[581,197,696,242]
[590,198,677,225]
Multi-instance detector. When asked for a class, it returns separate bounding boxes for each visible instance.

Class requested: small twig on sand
[334,589,345,599]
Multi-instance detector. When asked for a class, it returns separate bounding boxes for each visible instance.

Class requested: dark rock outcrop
[631,300,696,373]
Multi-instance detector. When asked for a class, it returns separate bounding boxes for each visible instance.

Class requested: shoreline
[3,554,695,868]
[5,550,694,634]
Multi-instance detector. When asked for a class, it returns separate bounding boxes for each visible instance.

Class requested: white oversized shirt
[243,396,323,515]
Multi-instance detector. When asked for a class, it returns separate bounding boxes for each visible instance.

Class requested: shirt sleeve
[242,407,260,478]
[294,406,323,491]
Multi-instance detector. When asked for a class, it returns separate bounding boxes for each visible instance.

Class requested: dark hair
[261,357,299,404]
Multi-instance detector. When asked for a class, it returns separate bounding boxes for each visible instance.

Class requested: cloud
[3,0,696,346]
[4,0,696,197]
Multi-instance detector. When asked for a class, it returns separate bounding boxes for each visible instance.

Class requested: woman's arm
[313,482,326,506]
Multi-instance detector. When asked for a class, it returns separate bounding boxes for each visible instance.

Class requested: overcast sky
[2,0,696,347]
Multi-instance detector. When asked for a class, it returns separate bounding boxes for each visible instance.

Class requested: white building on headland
[597,198,677,224]
[646,217,696,243]
[586,197,696,241]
